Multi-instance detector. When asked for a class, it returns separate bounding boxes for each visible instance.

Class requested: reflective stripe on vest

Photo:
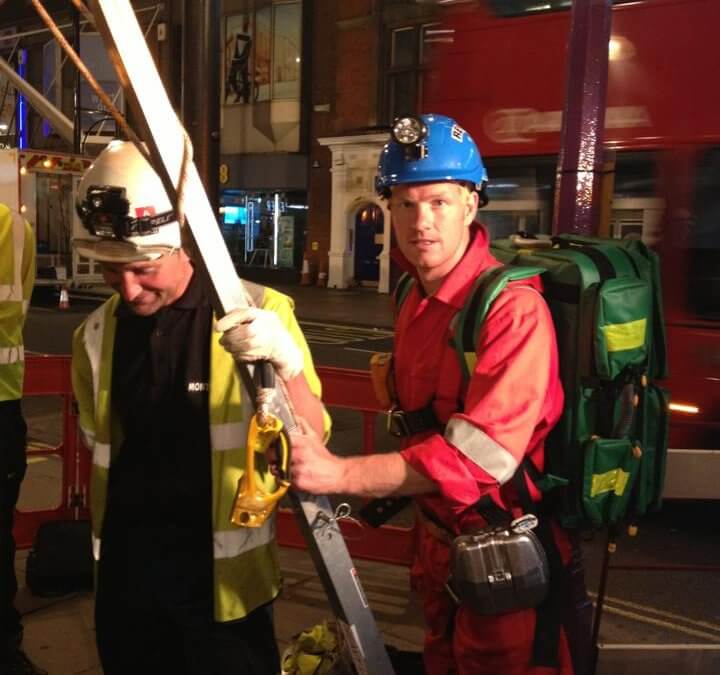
[211,413,253,451]
[79,424,111,470]
[79,424,95,452]
[0,207,26,303]
[92,440,111,469]
[445,416,519,484]
[92,512,274,562]
[214,519,274,559]
[0,345,23,364]
[82,307,107,413]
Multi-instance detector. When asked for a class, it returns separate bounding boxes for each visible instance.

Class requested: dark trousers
[96,599,280,675]
[95,520,281,675]
[0,400,27,658]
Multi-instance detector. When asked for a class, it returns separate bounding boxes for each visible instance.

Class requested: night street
[17,298,720,674]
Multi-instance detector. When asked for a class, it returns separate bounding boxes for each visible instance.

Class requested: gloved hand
[215,307,304,382]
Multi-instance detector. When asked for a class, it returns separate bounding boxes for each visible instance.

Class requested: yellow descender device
[230,409,290,528]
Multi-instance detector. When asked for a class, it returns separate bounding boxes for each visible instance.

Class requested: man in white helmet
[71,140,329,674]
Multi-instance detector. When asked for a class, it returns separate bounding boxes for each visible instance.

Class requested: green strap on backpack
[393,235,670,530]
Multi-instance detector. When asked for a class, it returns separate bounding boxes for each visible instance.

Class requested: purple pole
[554,5,613,674]
[552,0,613,236]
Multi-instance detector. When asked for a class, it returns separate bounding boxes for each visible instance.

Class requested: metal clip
[386,406,410,438]
[510,513,539,533]
[311,503,364,541]
[444,579,461,606]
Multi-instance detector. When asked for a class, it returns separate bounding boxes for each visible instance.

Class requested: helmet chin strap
[478,181,489,208]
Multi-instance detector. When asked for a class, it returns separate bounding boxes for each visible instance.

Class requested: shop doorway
[353,204,384,285]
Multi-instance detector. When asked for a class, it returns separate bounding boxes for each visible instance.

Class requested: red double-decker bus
[424,0,720,499]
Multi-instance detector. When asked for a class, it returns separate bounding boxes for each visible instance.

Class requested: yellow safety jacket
[72,281,330,622]
[0,204,35,402]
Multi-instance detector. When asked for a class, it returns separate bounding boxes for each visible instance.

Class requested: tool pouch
[369,352,395,410]
[447,514,549,615]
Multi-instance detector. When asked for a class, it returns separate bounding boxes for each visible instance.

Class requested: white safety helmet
[74,140,182,263]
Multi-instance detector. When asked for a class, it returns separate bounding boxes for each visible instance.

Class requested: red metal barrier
[14,355,90,549]
[277,366,416,566]
[14,356,415,564]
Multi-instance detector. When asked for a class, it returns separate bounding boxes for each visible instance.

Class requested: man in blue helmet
[289,114,574,675]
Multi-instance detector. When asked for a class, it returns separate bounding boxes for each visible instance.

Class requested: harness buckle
[386,406,411,438]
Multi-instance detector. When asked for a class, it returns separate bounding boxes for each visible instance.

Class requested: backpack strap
[392,272,416,317]
[452,265,546,384]
[454,265,567,668]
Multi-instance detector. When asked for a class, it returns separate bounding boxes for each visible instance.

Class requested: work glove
[215,307,304,382]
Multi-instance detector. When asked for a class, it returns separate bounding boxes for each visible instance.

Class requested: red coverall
[393,224,574,675]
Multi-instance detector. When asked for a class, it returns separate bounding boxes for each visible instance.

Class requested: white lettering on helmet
[187,381,209,392]
[450,124,465,142]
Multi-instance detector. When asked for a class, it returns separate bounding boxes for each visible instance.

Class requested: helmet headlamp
[391,116,428,146]
[77,184,175,241]
[391,116,429,162]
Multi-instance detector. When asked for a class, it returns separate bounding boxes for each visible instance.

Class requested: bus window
[481,210,542,239]
[614,152,658,198]
[611,151,663,244]
[480,157,555,239]
[488,0,572,16]
[688,147,720,320]
[488,0,658,18]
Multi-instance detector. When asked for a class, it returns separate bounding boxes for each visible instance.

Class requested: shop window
[273,3,302,100]
[224,1,302,106]
[220,189,307,270]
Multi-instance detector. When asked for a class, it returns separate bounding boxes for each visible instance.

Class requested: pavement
[14,544,425,675]
[15,280,720,674]
[273,283,395,330]
[66,280,396,330]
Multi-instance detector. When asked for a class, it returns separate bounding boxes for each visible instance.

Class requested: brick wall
[307,0,380,272]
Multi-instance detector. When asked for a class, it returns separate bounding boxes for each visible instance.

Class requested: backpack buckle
[386,406,411,437]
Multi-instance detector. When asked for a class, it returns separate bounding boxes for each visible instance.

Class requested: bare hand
[289,416,346,495]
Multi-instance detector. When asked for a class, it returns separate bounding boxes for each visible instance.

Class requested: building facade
[308,0,443,291]
[0,0,446,289]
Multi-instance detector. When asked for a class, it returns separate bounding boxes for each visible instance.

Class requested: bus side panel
[425,0,720,156]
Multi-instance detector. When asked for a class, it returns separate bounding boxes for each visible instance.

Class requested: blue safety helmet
[375,114,488,199]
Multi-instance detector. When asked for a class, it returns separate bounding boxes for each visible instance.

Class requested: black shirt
[101,269,214,610]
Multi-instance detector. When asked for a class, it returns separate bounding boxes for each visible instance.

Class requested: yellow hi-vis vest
[71,281,330,622]
[0,204,35,402]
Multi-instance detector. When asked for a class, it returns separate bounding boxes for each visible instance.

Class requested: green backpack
[394,234,670,530]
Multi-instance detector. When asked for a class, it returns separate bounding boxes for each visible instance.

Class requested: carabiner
[230,412,291,528]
